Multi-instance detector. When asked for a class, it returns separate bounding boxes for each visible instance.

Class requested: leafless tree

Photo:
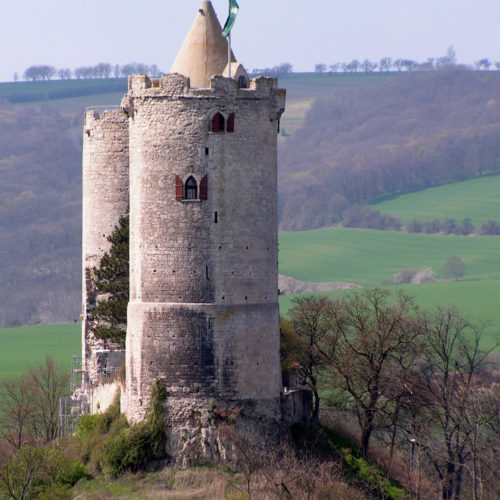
[320,288,423,459]
[288,296,332,424]
[29,357,69,443]
[379,57,392,72]
[315,63,327,74]
[0,376,37,450]
[415,308,495,500]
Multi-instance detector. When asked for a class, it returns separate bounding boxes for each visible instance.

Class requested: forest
[278,71,500,230]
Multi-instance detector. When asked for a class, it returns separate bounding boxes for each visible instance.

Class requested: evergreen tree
[90,212,129,345]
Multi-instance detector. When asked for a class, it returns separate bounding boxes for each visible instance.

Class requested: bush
[95,421,161,477]
[80,380,167,478]
[75,413,99,439]
[394,268,415,285]
[480,220,500,235]
[411,267,436,284]
[0,446,89,500]
[407,220,423,233]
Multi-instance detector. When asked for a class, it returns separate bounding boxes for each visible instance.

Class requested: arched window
[237,75,248,89]
[185,176,198,200]
[227,113,235,133]
[211,112,225,133]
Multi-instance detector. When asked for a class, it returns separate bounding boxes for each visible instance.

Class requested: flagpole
[228,31,232,78]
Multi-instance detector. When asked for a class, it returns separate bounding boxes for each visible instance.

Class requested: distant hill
[279,71,500,230]
[0,79,127,104]
[0,103,81,326]
[370,174,500,226]
[1,72,500,326]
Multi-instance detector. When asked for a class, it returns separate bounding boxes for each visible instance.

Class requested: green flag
[222,0,239,38]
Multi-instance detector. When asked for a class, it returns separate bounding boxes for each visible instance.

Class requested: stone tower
[82,1,286,463]
[81,109,128,390]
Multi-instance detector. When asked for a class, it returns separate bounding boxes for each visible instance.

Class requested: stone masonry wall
[82,109,129,388]
[124,74,285,460]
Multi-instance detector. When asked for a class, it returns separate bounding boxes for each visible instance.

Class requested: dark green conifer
[90,212,129,346]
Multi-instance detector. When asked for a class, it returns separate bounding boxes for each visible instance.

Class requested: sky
[1,0,500,82]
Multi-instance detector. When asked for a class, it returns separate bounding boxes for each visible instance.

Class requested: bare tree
[321,288,423,459]
[379,57,392,72]
[416,308,494,500]
[475,59,491,71]
[315,63,327,74]
[362,59,377,73]
[347,60,360,73]
[0,377,37,450]
[444,256,466,281]
[329,63,340,74]
[288,296,332,424]
[29,357,69,443]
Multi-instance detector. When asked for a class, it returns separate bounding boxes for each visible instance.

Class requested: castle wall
[124,74,286,459]
[82,109,129,388]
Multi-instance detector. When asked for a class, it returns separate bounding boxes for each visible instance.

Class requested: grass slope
[371,174,500,226]
[279,226,500,351]
[0,324,80,380]
[279,227,500,285]
[0,79,127,104]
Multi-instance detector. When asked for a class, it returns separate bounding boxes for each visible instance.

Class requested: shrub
[393,268,415,285]
[81,380,167,478]
[0,446,89,500]
[411,267,435,284]
[75,413,99,439]
[407,220,423,233]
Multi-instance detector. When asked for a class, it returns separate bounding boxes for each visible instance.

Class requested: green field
[0,79,127,104]
[279,226,500,285]
[278,226,500,351]
[0,324,80,380]
[371,175,500,226]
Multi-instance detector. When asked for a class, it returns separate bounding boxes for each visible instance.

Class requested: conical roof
[170,1,236,88]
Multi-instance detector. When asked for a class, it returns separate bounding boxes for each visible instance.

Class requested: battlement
[83,107,127,131]
[127,73,285,102]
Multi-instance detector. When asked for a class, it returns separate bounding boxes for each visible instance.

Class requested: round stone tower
[123,1,286,463]
[81,108,129,389]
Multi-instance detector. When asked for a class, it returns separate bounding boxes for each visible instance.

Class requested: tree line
[17,62,162,82]
[282,290,500,499]
[342,205,500,236]
[314,47,500,75]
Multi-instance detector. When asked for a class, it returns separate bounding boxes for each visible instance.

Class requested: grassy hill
[278,226,500,352]
[1,71,500,327]
[0,79,127,104]
[279,226,500,285]
[0,324,80,380]
[371,174,500,226]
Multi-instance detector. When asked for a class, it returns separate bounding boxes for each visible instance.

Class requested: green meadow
[279,226,500,285]
[371,174,500,227]
[278,225,500,352]
[0,324,80,380]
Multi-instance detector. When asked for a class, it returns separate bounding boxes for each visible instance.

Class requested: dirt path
[279,274,361,295]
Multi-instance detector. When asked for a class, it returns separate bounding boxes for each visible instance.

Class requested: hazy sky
[1,0,500,82]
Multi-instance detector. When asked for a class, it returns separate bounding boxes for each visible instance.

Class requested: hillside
[278,226,500,352]
[371,174,500,226]
[0,103,82,326]
[1,72,500,326]
[279,70,500,230]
